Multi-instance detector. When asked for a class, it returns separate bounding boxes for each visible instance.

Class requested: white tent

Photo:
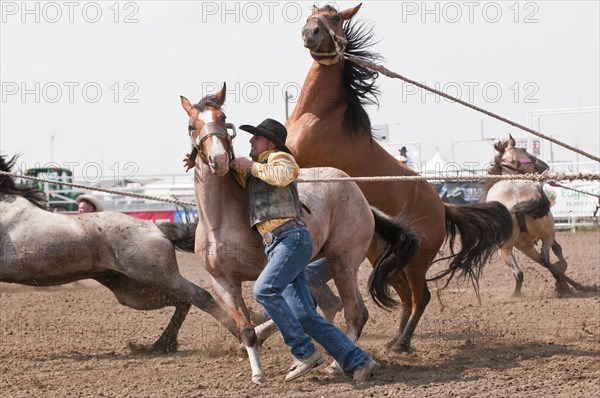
[424,150,452,174]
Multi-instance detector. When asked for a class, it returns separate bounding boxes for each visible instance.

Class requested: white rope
[3,170,598,205]
[297,172,599,183]
[0,171,197,207]
[344,53,600,163]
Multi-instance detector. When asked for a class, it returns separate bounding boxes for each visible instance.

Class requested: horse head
[180,83,236,177]
[302,4,361,64]
[493,134,549,175]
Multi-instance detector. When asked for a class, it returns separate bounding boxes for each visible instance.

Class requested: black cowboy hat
[239,118,291,154]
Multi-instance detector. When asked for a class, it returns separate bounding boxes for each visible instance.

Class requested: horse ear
[508,134,516,148]
[181,96,193,115]
[339,3,362,20]
[215,82,227,107]
[494,141,505,153]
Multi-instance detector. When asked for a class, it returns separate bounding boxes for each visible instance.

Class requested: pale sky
[1,0,599,182]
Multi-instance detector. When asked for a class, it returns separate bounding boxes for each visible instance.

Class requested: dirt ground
[1,231,598,397]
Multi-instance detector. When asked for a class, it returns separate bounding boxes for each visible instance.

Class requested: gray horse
[0,155,236,352]
[483,136,592,296]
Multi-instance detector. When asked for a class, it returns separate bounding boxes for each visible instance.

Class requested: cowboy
[229,118,380,383]
[75,194,103,213]
[395,146,410,164]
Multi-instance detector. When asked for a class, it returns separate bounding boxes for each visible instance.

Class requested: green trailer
[21,167,82,212]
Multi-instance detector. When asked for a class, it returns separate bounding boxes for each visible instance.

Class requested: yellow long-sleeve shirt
[233,150,301,236]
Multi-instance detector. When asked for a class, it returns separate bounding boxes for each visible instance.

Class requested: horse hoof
[555,282,571,297]
[127,341,176,355]
[387,343,410,354]
[252,374,266,385]
[385,338,409,353]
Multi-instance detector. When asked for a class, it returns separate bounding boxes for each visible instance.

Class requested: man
[229,118,380,383]
[395,146,410,164]
[75,194,103,213]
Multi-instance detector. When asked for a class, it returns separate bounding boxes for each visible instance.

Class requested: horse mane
[479,154,505,200]
[193,94,222,112]
[487,152,503,175]
[0,155,47,209]
[341,17,382,139]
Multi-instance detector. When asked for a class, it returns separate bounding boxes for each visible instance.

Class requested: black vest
[246,164,302,228]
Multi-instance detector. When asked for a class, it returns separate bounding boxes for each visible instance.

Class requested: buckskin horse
[485,135,592,296]
[285,4,514,352]
[181,83,422,383]
[0,155,236,353]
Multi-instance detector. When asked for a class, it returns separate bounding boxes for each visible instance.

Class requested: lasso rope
[343,53,600,164]
[2,170,598,206]
[0,171,197,207]
[298,172,599,183]
[549,182,600,199]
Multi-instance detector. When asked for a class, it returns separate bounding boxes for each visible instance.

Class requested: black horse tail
[368,208,420,309]
[157,222,197,253]
[513,186,551,232]
[429,202,513,301]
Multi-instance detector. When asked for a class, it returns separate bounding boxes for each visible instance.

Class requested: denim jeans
[253,224,371,372]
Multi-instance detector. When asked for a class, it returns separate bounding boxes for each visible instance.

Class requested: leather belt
[262,219,304,246]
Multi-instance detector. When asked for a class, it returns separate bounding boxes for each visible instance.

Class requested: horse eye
[332,15,341,22]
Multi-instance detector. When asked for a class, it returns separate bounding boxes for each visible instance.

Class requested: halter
[188,121,237,165]
[308,11,348,65]
[499,156,534,174]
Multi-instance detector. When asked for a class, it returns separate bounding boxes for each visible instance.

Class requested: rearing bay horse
[286,4,514,352]
[182,84,419,383]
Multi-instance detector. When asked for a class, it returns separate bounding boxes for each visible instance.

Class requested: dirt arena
[1,231,598,397]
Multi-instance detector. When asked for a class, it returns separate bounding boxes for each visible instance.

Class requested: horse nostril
[313,26,320,35]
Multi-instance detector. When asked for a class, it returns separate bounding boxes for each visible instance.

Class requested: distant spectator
[395,146,415,169]
[76,194,103,213]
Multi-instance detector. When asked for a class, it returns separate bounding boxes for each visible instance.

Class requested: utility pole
[284,89,292,120]
[50,133,55,162]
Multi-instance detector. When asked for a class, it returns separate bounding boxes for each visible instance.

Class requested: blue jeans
[253,224,371,372]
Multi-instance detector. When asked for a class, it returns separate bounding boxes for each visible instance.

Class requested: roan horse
[0,155,236,352]
[181,84,420,384]
[285,4,514,352]
[485,136,591,296]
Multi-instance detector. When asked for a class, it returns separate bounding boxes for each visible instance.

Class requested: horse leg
[385,272,412,351]
[516,240,571,295]
[551,239,568,273]
[95,274,194,353]
[212,277,265,384]
[387,266,431,353]
[333,272,369,343]
[255,319,277,346]
[306,258,342,322]
[148,302,191,353]
[322,252,369,374]
[171,277,238,337]
[499,247,524,297]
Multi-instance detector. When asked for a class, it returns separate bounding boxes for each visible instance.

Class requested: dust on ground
[1,231,599,397]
